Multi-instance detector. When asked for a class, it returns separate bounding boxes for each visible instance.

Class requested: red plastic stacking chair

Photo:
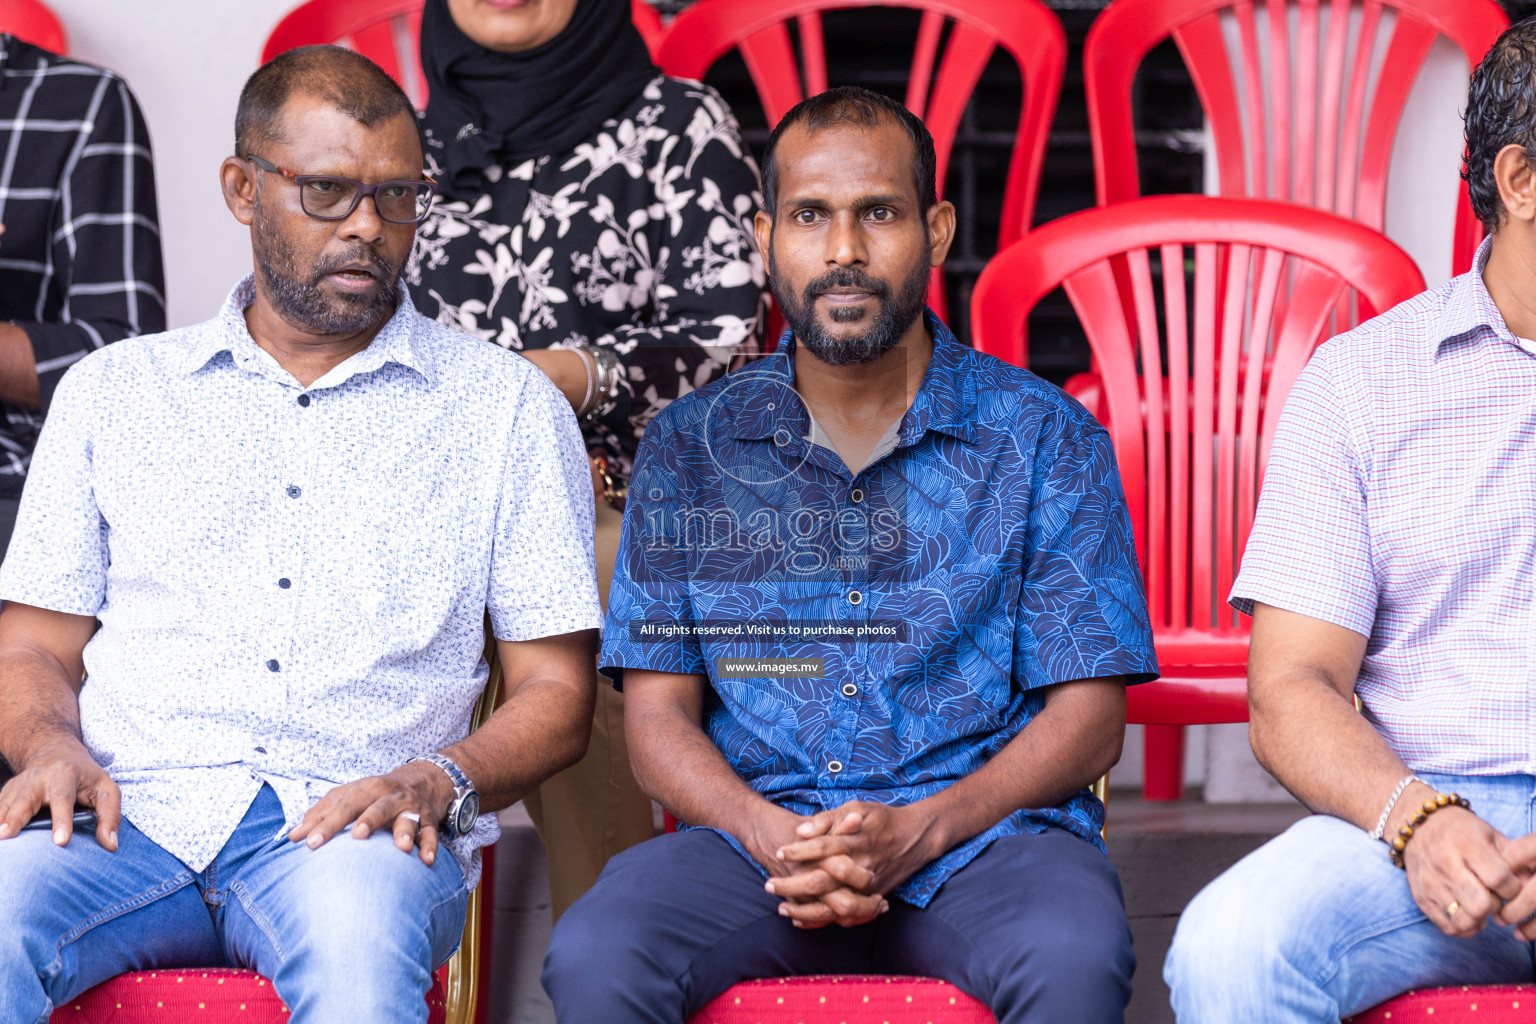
[1085,0,1507,278]
[0,0,66,54]
[657,0,1065,329]
[1347,984,1536,1022]
[262,0,668,109]
[972,196,1424,801]
[689,975,995,1024]
[50,638,505,1024]
[631,0,664,54]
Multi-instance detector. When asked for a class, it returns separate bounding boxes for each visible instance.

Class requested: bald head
[236,45,414,159]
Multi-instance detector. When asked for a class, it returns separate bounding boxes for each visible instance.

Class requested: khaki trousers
[523,500,658,920]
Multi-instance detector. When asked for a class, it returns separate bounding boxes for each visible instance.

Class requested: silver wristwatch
[407,752,480,839]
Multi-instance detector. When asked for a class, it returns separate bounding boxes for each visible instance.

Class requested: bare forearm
[1250,669,1414,831]
[444,674,594,813]
[920,679,1125,853]
[0,324,40,410]
[627,701,785,836]
[0,646,86,769]
[0,634,117,851]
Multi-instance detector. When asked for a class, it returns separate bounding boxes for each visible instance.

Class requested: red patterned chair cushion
[688,975,996,1023]
[48,966,449,1023]
[1345,984,1536,1022]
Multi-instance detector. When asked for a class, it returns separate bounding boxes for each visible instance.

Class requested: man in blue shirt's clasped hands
[542,86,1159,1024]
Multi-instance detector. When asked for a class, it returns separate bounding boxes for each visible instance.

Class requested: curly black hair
[1464,16,1536,233]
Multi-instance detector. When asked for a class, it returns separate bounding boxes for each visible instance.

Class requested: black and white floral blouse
[408,75,766,480]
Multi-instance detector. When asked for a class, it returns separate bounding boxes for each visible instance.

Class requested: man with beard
[0,46,601,1022]
[540,86,1157,1024]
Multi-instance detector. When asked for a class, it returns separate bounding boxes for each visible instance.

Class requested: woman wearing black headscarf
[408,0,764,918]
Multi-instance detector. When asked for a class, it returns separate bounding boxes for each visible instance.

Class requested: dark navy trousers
[541,826,1134,1024]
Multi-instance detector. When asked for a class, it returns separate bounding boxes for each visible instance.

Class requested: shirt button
[297,394,311,407]
[847,590,862,605]
[827,760,844,774]
[278,577,291,589]
[850,487,864,504]
[266,659,280,672]
[841,682,858,697]
[253,746,267,754]
[286,485,302,499]
[773,428,791,446]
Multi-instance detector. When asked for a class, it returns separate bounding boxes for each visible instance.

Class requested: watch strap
[406,753,479,839]
[408,752,472,794]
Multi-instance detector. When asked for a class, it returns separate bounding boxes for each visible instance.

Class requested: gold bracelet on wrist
[590,453,627,511]
[1387,792,1472,868]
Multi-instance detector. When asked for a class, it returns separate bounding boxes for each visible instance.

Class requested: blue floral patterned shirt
[599,313,1157,905]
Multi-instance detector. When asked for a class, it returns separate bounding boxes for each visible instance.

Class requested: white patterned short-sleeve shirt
[0,276,603,888]
[1232,237,1536,777]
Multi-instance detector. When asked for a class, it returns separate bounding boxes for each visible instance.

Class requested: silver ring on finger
[399,812,421,825]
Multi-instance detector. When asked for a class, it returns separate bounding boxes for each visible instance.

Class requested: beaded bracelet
[1387,792,1471,868]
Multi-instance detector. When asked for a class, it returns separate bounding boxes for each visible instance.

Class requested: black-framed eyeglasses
[245,154,438,224]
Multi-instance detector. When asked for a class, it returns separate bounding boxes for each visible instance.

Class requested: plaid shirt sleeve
[13,69,165,409]
[1229,342,1378,634]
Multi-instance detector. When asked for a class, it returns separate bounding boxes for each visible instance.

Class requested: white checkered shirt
[0,278,603,887]
[1232,237,1536,776]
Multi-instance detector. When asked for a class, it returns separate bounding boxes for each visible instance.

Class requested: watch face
[455,792,480,836]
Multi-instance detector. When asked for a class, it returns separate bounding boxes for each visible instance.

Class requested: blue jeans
[543,827,1135,1024]
[0,783,468,1024]
[1166,771,1536,1022]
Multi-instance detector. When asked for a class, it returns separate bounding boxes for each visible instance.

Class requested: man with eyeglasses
[0,45,601,1022]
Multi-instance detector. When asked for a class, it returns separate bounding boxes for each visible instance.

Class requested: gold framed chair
[440,624,506,1024]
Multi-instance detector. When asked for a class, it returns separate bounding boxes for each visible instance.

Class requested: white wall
[1385,34,1470,289]
[47,0,300,329]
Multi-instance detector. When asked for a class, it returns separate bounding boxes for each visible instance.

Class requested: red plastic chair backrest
[659,0,1064,333]
[1085,0,1508,277]
[0,0,66,54]
[972,196,1424,660]
[262,0,668,109]
[659,0,1063,253]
